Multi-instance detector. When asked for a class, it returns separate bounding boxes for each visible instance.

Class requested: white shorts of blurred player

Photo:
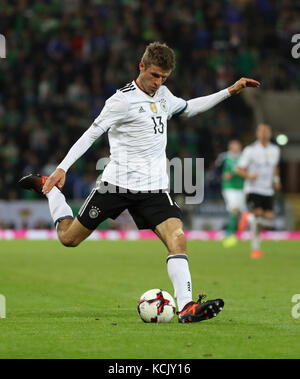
[222,189,246,213]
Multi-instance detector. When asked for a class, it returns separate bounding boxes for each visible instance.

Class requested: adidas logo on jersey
[139,106,146,113]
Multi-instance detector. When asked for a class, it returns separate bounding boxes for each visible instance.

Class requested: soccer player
[19,42,260,322]
[237,123,281,259]
[218,140,245,248]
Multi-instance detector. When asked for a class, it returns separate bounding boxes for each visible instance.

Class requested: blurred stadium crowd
[0,0,299,201]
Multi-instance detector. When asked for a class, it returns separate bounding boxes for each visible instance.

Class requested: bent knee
[253,208,263,217]
[263,211,274,219]
[62,240,81,248]
[60,235,81,248]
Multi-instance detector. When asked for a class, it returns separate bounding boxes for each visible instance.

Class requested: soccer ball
[137,289,176,323]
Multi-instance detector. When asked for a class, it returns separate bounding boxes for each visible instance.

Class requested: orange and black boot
[178,294,224,323]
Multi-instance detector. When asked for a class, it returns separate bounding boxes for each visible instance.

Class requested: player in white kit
[19,42,260,322]
[237,124,281,258]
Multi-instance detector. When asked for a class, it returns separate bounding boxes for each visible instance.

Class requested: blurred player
[237,124,281,258]
[19,42,260,322]
[218,140,245,248]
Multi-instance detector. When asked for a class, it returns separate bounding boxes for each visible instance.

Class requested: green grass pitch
[0,240,299,359]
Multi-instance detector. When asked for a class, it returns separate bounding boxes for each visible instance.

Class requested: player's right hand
[42,168,66,195]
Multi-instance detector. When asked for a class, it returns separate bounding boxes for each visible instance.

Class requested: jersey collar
[133,80,159,99]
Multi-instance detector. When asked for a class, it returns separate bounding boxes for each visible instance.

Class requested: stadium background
[0,0,300,233]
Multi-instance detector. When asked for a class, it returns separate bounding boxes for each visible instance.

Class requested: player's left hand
[228,78,260,95]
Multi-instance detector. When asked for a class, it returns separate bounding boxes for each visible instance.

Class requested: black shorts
[77,182,183,231]
[246,193,274,212]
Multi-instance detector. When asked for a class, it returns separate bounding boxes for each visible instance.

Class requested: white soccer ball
[137,289,176,323]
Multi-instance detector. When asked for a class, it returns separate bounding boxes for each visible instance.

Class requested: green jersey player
[219,140,245,247]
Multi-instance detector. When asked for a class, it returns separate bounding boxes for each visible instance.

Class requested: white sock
[249,215,261,251]
[46,187,73,227]
[167,254,193,311]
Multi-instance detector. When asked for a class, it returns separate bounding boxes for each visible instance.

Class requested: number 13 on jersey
[152,116,165,134]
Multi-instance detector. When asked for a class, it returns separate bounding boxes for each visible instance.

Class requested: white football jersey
[93,81,187,191]
[238,141,280,196]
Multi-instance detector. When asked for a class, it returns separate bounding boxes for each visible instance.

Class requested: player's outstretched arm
[228,77,260,95]
[42,92,127,194]
[41,127,103,194]
[43,168,66,195]
[42,123,107,194]
[183,77,260,118]
[41,91,128,194]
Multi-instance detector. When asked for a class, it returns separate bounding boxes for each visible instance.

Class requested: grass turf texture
[0,240,299,359]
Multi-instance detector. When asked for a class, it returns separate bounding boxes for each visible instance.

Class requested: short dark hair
[141,42,176,71]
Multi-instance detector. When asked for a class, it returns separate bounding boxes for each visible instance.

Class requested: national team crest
[159,99,168,113]
[89,206,101,219]
[150,102,158,114]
